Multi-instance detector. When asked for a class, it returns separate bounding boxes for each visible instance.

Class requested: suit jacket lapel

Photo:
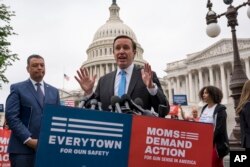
[109,71,116,97]
[44,82,49,104]
[127,66,140,96]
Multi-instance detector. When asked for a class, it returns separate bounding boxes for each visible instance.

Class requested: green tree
[0,2,18,83]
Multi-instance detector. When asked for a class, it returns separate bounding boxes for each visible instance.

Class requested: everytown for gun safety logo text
[47,116,124,156]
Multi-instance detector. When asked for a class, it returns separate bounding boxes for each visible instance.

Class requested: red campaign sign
[169,105,179,116]
[0,129,11,167]
[128,116,213,167]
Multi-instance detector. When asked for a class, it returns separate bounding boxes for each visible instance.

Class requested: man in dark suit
[5,54,60,167]
[75,35,167,112]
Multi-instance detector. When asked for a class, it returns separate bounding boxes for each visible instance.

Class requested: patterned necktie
[118,70,126,97]
[36,83,44,105]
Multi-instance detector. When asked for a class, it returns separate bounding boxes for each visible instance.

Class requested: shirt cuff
[84,92,94,99]
[24,137,32,144]
[147,83,158,96]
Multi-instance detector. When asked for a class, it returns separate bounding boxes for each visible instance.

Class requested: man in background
[5,54,60,167]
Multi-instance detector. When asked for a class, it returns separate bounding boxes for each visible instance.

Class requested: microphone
[128,98,144,113]
[130,98,157,117]
[90,99,98,110]
[97,102,102,111]
[108,105,113,112]
[134,98,144,108]
[121,94,131,110]
[111,96,122,113]
[158,104,170,118]
[121,94,139,114]
[78,96,89,108]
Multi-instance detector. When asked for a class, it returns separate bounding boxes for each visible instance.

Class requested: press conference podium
[35,104,213,167]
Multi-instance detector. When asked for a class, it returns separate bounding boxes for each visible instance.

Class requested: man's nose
[38,65,44,69]
[118,48,125,53]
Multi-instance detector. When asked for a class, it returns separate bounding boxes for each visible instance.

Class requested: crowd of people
[3,35,249,167]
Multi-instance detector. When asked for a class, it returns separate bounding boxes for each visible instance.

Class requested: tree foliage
[0,2,18,83]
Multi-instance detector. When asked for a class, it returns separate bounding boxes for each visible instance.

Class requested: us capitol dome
[81,0,147,81]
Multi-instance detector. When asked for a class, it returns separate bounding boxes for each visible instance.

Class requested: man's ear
[133,50,136,59]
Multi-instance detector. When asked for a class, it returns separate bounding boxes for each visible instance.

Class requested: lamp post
[206,0,250,150]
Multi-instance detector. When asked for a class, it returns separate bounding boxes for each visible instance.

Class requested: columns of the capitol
[112,63,115,71]
[185,75,189,101]
[100,64,104,77]
[226,67,231,97]
[97,65,100,79]
[208,66,214,86]
[188,72,194,103]
[100,65,102,77]
[86,66,90,77]
[94,66,97,78]
[168,79,173,104]
[103,64,105,74]
[220,63,228,103]
[94,65,97,78]
[176,76,180,94]
[88,66,92,76]
[98,65,101,77]
[194,72,199,102]
[244,58,250,79]
[204,71,209,86]
[87,67,90,76]
[173,78,177,94]
[215,69,220,88]
[198,68,203,90]
[106,64,109,74]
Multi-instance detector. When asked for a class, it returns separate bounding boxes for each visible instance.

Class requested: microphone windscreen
[90,99,98,105]
[84,100,91,109]
[158,105,169,118]
[121,94,131,104]
[111,96,121,107]
[134,98,144,107]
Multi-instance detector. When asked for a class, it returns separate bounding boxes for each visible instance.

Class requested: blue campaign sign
[35,105,132,167]
[173,94,188,105]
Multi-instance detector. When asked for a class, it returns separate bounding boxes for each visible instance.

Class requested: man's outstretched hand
[141,63,154,89]
[75,68,97,95]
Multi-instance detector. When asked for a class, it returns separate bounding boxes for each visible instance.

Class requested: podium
[35,105,213,167]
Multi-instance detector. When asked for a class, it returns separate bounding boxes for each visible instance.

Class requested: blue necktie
[118,70,126,97]
[36,83,44,105]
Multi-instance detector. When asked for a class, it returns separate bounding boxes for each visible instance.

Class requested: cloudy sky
[1,0,250,104]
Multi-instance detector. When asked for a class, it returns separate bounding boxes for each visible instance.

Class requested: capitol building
[164,38,250,105]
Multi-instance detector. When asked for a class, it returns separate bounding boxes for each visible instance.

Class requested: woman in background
[199,86,229,167]
[180,105,199,122]
[236,80,250,148]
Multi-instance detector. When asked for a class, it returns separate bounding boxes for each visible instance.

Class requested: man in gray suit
[75,35,167,112]
[5,54,60,167]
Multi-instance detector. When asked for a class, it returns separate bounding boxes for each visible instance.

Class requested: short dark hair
[113,35,137,51]
[27,54,44,65]
[199,86,223,104]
